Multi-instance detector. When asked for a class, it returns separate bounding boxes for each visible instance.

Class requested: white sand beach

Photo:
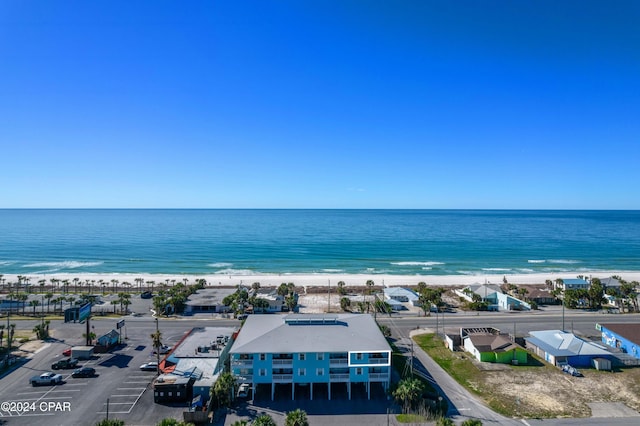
[4,271,640,289]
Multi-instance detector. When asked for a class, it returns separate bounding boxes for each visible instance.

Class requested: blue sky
[1,1,639,208]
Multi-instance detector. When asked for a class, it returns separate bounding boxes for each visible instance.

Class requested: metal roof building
[230,313,391,401]
[525,329,612,367]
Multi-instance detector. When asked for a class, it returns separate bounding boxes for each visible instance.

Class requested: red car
[62,348,72,357]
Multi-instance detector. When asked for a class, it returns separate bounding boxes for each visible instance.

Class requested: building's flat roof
[171,327,235,358]
[231,313,391,354]
[185,288,237,307]
[600,323,640,345]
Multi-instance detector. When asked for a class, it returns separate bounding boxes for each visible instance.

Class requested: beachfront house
[555,278,590,291]
[524,330,612,368]
[383,287,420,306]
[598,323,640,361]
[461,327,528,364]
[184,288,238,315]
[230,313,391,401]
[455,283,503,310]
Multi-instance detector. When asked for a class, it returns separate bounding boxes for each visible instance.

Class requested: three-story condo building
[230,313,391,401]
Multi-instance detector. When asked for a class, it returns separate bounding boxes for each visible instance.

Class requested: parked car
[153,345,172,355]
[140,362,158,371]
[52,358,79,370]
[561,364,583,377]
[141,291,153,299]
[30,372,63,386]
[71,367,96,378]
[237,383,250,398]
[236,314,248,320]
[62,348,72,357]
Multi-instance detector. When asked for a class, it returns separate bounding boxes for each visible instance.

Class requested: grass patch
[414,333,564,418]
[413,333,484,394]
[396,413,428,423]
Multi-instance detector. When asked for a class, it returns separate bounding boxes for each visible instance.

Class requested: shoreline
[3,271,640,289]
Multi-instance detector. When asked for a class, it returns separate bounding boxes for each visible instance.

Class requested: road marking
[521,420,531,426]
[116,387,146,390]
[61,382,88,386]
[110,394,142,397]
[3,397,73,401]
[49,389,81,393]
[102,402,135,405]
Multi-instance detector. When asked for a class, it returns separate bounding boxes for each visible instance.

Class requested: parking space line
[102,402,135,405]
[49,389,81,393]
[116,387,146,390]
[3,397,73,401]
[110,394,141,397]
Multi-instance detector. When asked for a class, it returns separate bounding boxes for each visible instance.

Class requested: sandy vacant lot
[479,364,640,418]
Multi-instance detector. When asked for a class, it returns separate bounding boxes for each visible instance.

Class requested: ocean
[0,209,639,277]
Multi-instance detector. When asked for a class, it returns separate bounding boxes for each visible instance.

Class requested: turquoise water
[0,209,639,276]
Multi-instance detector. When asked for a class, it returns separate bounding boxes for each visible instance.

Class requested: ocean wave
[0,260,16,266]
[421,267,432,271]
[208,262,233,268]
[527,260,546,264]
[391,261,445,266]
[23,261,103,269]
[548,259,581,264]
[214,268,257,275]
[481,268,512,272]
[321,269,344,273]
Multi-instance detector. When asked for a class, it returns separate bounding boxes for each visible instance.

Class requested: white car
[237,383,250,398]
[30,372,63,386]
[153,345,172,355]
[140,362,159,371]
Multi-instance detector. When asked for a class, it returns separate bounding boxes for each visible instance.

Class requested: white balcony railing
[329,373,350,382]
[329,359,348,365]
[369,373,389,381]
[232,359,253,366]
[368,358,389,364]
[272,374,293,382]
[272,359,293,366]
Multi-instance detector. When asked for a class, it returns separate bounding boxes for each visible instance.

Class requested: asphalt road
[2,307,639,426]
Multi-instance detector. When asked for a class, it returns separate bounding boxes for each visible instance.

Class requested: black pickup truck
[51,358,79,370]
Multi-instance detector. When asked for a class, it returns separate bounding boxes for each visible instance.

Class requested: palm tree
[393,377,424,412]
[29,299,40,316]
[210,372,235,408]
[340,297,351,312]
[251,281,261,296]
[44,292,53,313]
[252,414,276,426]
[285,294,297,312]
[337,280,346,296]
[18,293,29,315]
[285,408,308,426]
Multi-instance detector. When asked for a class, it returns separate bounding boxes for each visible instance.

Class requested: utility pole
[155,317,161,374]
[562,290,565,332]
[6,280,10,350]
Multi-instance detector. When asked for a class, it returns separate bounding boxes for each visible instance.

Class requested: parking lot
[0,317,187,426]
